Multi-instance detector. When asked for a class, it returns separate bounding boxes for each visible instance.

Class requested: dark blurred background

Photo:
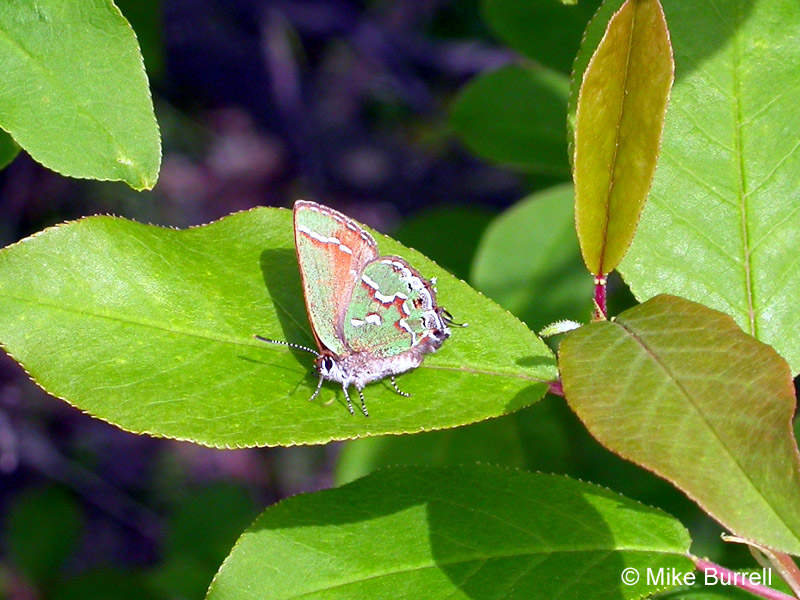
[0,1,759,598]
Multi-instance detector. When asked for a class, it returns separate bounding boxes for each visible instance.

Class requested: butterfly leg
[390,376,411,397]
[308,373,325,403]
[356,387,370,417]
[341,385,355,416]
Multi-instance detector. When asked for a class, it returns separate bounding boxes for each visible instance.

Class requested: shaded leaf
[482,0,601,73]
[560,295,800,555]
[207,466,694,600]
[0,208,554,448]
[573,0,674,275]
[471,184,593,333]
[393,205,494,281]
[0,0,160,189]
[451,65,571,176]
[0,130,19,170]
[618,0,800,374]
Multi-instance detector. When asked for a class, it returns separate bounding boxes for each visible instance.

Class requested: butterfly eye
[322,357,334,371]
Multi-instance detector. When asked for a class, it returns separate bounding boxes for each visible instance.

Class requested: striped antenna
[254,335,320,356]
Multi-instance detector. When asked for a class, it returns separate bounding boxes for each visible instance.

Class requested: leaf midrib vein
[596,1,638,276]
[615,318,797,541]
[0,292,548,382]
[731,7,756,336]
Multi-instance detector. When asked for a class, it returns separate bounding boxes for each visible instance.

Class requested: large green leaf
[450,65,570,176]
[207,466,694,600]
[0,0,160,190]
[471,184,593,332]
[0,129,19,170]
[560,295,800,556]
[573,0,674,276]
[481,0,602,74]
[0,208,554,447]
[617,0,800,374]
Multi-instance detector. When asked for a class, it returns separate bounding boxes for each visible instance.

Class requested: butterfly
[257,200,461,416]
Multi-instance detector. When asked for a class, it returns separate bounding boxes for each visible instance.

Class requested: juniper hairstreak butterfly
[257,200,463,417]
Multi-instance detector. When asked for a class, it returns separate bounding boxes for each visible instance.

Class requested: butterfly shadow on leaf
[258,248,317,369]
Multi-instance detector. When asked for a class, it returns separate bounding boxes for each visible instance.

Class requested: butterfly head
[314,350,346,383]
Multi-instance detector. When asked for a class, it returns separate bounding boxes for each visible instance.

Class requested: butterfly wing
[294,200,378,356]
[343,257,448,358]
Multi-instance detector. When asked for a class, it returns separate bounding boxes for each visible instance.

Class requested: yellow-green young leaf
[573,0,674,276]
[0,209,554,448]
[0,0,160,190]
[207,466,694,600]
[0,130,20,170]
[618,0,800,375]
[560,295,800,556]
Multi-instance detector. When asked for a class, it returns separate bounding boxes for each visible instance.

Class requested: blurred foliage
[471,184,592,333]
[482,0,602,73]
[450,65,571,176]
[5,486,82,588]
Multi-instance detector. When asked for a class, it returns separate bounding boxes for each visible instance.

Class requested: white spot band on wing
[398,319,417,345]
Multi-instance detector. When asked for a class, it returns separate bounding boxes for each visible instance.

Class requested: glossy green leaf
[471,184,593,333]
[560,295,800,556]
[0,0,160,190]
[618,0,800,374]
[0,208,554,448]
[0,130,19,170]
[573,0,674,276]
[207,466,694,600]
[5,486,83,585]
[451,65,571,176]
[481,0,601,73]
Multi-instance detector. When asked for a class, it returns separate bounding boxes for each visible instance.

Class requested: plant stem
[593,275,607,320]
[694,557,797,600]
[723,535,800,598]
[547,379,564,397]
[762,550,800,598]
